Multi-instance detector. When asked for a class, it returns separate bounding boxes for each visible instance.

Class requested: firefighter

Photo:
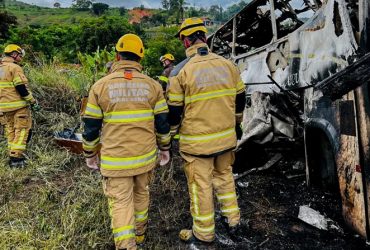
[158,53,175,93]
[0,44,40,168]
[82,34,171,250]
[167,18,246,244]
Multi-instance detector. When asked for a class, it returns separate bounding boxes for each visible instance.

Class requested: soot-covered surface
[145,147,368,250]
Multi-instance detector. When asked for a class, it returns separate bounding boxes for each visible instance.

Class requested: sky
[19,0,243,8]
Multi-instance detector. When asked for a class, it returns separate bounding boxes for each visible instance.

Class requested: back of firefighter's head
[115,34,144,62]
[160,53,175,67]
[4,44,25,62]
[176,17,208,49]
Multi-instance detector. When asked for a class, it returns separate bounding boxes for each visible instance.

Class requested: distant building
[201,17,214,26]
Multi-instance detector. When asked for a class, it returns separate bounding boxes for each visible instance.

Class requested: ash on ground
[144,145,368,250]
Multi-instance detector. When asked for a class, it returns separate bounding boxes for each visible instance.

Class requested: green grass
[4,0,127,27]
[0,63,113,248]
[0,62,191,249]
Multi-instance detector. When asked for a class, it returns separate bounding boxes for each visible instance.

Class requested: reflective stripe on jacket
[83,60,170,177]
[167,43,246,155]
[0,57,34,112]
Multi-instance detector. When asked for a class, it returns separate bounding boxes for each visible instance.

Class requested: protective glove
[30,102,41,112]
[86,154,100,170]
[235,123,243,140]
[158,150,170,166]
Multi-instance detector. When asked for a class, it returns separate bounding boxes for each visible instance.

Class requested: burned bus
[207,0,370,239]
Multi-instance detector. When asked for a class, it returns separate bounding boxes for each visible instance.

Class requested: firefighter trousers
[181,150,240,242]
[2,107,32,158]
[103,171,153,250]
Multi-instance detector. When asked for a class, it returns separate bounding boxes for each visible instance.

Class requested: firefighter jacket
[158,63,174,92]
[0,57,35,113]
[167,43,246,156]
[82,60,171,177]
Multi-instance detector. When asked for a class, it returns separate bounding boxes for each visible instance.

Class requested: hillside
[15,0,244,8]
[3,0,125,27]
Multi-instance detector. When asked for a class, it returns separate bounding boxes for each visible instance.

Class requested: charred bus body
[208,0,370,239]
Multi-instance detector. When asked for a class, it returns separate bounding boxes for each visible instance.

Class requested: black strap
[178,23,205,34]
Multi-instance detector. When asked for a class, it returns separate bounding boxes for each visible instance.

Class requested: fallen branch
[259,237,270,247]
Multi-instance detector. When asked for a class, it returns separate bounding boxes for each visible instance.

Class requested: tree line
[0,0,249,76]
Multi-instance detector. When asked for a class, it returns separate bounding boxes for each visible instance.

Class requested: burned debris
[209,0,370,241]
[208,0,320,58]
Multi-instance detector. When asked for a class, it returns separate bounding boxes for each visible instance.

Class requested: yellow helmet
[4,44,25,57]
[176,17,207,40]
[115,34,144,58]
[160,53,175,62]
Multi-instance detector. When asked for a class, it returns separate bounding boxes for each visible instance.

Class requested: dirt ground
[144,143,369,250]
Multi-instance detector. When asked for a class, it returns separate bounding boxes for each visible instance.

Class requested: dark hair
[186,31,206,44]
[4,52,16,57]
[118,52,141,62]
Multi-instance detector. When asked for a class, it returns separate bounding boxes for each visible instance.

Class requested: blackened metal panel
[287,0,358,89]
[315,53,370,100]
[340,100,357,136]
[359,0,370,53]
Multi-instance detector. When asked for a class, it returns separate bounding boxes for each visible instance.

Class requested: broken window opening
[210,0,318,58]
[333,1,344,36]
[345,0,359,43]
[275,0,316,38]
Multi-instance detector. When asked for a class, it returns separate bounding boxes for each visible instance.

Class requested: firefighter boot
[179,229,213,245]
[9,157,26,168]
[219,216,244,242]
[227,222,245,242]
[136,234,145,248]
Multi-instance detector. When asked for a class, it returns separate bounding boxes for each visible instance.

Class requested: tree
[0,0,5,9]
[198,7,207,16]
[7,16,135,62]
[161,0,169,10]
[169,0,178,14]
[141,13,167,27]
[223,1,247,21]
[141,26,186,77]
[209,5,219,17]
[77,16,135,55]
[187,7,199,17]
[119,7,127,16]
[53,2,61,8]
[92,2,109,16]
[0,11,17,40]
[168,0,187,23]
[151,13,166,26]
[178,0,186,21]
[72,0,93,10]
[209,5,223,21]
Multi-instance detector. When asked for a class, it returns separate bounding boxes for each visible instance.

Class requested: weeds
[0,62,190,249]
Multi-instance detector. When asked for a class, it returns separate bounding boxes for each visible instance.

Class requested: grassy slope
[0,63,191,249]
[0,64,112,249]
[4,0,125,27]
